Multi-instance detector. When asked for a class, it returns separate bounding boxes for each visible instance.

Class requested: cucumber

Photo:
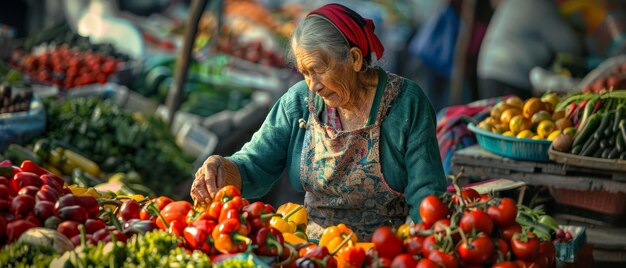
[603,116,615,137]
[593,147,603,158]
[613,105,625,132]
[581,139,600,157]
[571,144,583,155]
[580,135,596,155]
[601,147,612,158]
[573,113,602,147]
[620,119,626,147]
[593,112,612,140]
[600,139,608,150]
[6,144,43,165]
[608,147,620,159]
[617,133,625,153]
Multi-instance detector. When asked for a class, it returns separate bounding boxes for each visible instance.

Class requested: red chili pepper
[11,172,42,192]
[592,99,603,114]
[183,219,218,254]
[253,227,285,256]
[85,218,107,234]
[11,194,35,217]
[36,185,60,203]
[20,160,50,176]
[212,218,252,254]
[6,219,37,242]
[118,199,141,222]
[34,200,55,221]
[54,195,99,219]
[213,185,241,204]
[156,200,193,231]
[57,205,88,223]
[243,201,278,232]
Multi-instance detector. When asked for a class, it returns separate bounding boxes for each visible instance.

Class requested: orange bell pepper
[319,223,357,254]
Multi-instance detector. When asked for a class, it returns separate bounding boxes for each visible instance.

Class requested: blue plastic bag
[409,4,460,78]
[0,95,46,152]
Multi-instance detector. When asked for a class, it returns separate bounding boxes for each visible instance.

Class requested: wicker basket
[549,187,626,216]
[468,123,552,162]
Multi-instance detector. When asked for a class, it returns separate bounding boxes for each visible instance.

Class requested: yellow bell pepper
[319,223,357,254]
[276,202,308,227]
[270,216,297,233]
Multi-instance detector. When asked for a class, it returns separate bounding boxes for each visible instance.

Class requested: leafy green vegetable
[0,242,59,268]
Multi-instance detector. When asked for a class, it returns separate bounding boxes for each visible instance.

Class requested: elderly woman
[191,3,446,240]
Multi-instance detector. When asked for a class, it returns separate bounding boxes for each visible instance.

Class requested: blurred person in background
[477,0,584,99]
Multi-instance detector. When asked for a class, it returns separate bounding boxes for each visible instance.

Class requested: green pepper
[537,215,559,231]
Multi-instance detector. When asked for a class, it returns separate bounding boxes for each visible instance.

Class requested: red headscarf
[308,3,384,60]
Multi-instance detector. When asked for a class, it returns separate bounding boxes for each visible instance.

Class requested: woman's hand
[190,155,242,205]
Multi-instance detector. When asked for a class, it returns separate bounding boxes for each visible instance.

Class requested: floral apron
[300,72,408,241]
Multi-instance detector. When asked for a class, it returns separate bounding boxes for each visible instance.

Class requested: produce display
[40,98,194,196]
[551,90,626,159]
[477,93,573,141]
[582,62,626,94]
[0,84,33,114]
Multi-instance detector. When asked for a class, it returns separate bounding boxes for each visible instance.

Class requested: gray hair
[289,15,374,70]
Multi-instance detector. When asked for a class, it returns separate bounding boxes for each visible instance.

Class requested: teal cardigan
[227,73,447,222]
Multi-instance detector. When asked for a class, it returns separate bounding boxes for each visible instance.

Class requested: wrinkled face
[293,43,356,108]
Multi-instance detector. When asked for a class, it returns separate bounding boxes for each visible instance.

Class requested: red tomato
[452,188,480,204]
[371,226,404,259]
[428,249,459,268]
[501,222,522,242]
[457,234,494,265]
[419,195,449,225]
[390,253,417,268]
[416,258,441,268]
[433,219,460,243]
[515,259,540,268]
[404,235,425,255]
[460,210,494,236]
[422,235,438,257]
[487,198,518,228]
[493,238,510,262]
[539,240,556,268]
[511,232,540,261]
[492,261,520,268]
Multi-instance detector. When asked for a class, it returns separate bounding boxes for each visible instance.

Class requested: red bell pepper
[6,219,37,242]
[39,175,63,194]
[40,174,65,189]
[212,218,252,254]
[220,195,246,213]
[297,246,337,268]
[253,227,285,256]
[214,185,241,204]
[11,194,35,217]
[207,201,223,220]
[337,244,366,268]
[34,200,55,220]
[11,172,42,192]
[243,201,278,232]
[155,200,193,231]
[168,219,185,237]
[183,219,218,254]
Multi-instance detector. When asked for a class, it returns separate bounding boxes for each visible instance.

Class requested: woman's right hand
[191,155,227,205]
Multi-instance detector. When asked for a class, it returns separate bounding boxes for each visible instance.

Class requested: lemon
[547,130,561,141]
[478,121,494,132]
[503,131,515,136]
[537,120,557,138]
[492,124,507,134]
[517,130,535,139]
[532,135,542,140]
[531,110,552,125]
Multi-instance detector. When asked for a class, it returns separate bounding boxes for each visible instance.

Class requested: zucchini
[580,134,596,155]
[593,147,603,158]
[600,139,608,150]
[6,144,43,165]
[603,116,615,137]
[609,136,616,147]
[601,147,612,158]
[608,147,620,159]
[573,113,602,147]
[617,133,625,153]
[620,119,626,147]
[593,112,612,140]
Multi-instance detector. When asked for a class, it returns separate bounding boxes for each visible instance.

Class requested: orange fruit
[517,130,534,139]
[505,96,524,109]
[555,118,572,130]
[547,130,561,141]
[500,108,522,125]
[478,121,494,132]
[492,124,507,134]
[541,93,560,107]
[491,102,511,120]
[537,120,557,138]
[522,98,546,119]
[509,115,532,134]
[503,131,515,136]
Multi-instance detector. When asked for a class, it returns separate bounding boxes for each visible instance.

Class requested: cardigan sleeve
[227,81,308,199]
[402,82,448,223]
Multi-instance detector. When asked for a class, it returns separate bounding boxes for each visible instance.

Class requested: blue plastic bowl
[468,123,552,162]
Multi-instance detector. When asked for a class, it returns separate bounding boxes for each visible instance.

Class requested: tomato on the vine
[493,238,511,262]
[416,258,441,268]
[492,261,520,268]
[428,249,459,268]
[539,240,556,268]
[421,235,439,257]
[511,232,540,261]
[452,188,480,204]
[460,210,494,236]
[501,222,522,242]
[390,253,417,268]
[457,234,494,265]
[404,235,426,255]
[419,195,449,225]
[371,226,404,259]
[487,198,518,228]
